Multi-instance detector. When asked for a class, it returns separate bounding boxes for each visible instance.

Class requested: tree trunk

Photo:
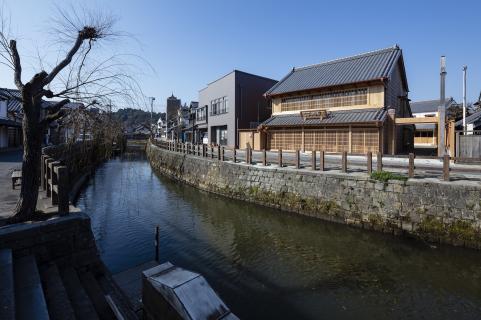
[12,101,42,221]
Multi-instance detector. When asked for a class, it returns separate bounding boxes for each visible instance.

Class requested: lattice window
[268,130,302,150]
[351,128,379,153]
[281,88,368,112]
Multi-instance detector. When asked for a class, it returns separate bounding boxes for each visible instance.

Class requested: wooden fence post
[57,166,69,215]
[217,145,221,160]
[311,150,316,170]
[408,153,415,178]
[341,151,347,173]
[41,155,47,190]
[319,150,324,171]
[262,149,267,166]
[233,148,237,163]
[443,154,450,181]
[278,149,283,167]
[211,146,214,159]
[221,147,225,161]
[376,152,383,172]
[367,152,372,175]
[295,149,300,169]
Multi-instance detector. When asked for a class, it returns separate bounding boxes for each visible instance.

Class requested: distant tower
[166,93,181,125]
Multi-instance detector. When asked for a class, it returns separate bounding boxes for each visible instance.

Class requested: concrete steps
[0,249,14,319]
[0,247,130,320]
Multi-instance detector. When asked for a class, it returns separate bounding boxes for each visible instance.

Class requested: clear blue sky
[1,0,480,112]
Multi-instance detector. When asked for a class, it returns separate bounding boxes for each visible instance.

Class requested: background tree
[0,6,145,221]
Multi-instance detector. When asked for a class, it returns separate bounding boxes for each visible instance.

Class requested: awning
[260,108,387,128]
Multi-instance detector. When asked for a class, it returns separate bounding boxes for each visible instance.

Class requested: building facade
[261,46,413,154]
[166,94,181,139]
[198,70,277,147]
[0,88,22,149]
[410,98,455,150]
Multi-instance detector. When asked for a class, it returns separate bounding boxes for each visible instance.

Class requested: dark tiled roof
[266,46,404,96]
[411,98,455,114]
[455,110,481,127]
[0,118,21,127]
[261,108,387,127]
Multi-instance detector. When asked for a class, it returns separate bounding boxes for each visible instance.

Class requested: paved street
[0,149,22,220]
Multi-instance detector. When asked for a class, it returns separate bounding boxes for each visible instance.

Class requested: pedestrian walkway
[0,149,22,220]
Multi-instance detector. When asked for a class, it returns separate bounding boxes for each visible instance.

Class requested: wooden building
[260,46,413,154]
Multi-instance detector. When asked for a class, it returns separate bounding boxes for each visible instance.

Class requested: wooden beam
[395,117,439,125]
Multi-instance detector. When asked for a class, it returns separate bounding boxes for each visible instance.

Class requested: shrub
[370,170,408,182]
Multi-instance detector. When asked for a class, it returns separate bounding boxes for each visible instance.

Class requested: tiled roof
[260,108,387,127]
[411,98,455,114]
[455,110,481,127]
[266,46,405,96]
[0,118,21,127]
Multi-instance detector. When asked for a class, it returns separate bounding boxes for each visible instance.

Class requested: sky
[0,0,480,113]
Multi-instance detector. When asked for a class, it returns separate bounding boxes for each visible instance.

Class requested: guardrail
[151,139,481,182]
[41,154,69,214]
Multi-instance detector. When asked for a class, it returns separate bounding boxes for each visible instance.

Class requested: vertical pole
[211,146,214,159]
[221,147,225,161]
[443,154,450,181]
[341,151,347,173]
[278,149,283,167]
[57,166,69,215]
[463,65,467,131]
[217,145,221,160]
[319,150,325,171]
[377,151,383,172]
[408,153,415,178]
[41,155,46,190]
[295,149,300,169]
[233,148,237,163]
[262,149,267,166]
[367,151,372,175]
[438,56,447,156]
[155,225,160,262]
[311,150,316,170]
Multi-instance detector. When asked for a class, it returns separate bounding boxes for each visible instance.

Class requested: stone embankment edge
[146,141,481,250]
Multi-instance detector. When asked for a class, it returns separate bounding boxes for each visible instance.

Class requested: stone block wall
[147,142,481,249]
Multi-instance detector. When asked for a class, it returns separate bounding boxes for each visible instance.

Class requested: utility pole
[438,56,446,156]
[463,65,467,132]
[150,97,156,137]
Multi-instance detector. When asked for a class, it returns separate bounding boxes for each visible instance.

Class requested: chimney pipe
[463,65,467,131]
[438,56,446,156]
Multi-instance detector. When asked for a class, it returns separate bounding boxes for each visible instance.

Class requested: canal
[76,153,481,320]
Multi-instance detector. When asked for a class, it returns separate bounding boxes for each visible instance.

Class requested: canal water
[76,153,481,320]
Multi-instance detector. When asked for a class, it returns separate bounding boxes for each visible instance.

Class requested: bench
[11,170,21,189]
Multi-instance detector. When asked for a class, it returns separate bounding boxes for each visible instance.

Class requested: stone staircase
[1,248,128,320]
[0,247,130,320]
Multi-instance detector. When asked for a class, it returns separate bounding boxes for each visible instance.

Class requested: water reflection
[76,153,481,320]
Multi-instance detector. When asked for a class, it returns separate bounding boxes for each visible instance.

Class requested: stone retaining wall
[147,142,481,249]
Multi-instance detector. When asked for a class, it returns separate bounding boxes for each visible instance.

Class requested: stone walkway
[0,149,22,220]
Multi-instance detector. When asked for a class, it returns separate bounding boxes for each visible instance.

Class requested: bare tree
[0,6,144,221]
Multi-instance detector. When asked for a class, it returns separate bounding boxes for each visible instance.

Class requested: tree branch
[9,40,23,89]
[40,98,70,125]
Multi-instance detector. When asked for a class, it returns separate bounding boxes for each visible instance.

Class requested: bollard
[233,148,237,163]
[221,147,225,161]
[211,146,214,159]
[408,153,415,178]
[341,151,347,173]
[367,151,372,175]
[246,146,252,164]
[217,145,221,160]
[443,154,450,181]
[262,149,267,166]
[295,149,300,169]
[278,149,283,167]
[376,152,383,172]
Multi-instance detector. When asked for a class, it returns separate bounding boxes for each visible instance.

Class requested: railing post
[49,161,61,205]
[211,145,214,159]
[45,158,55,197]
[221,147,225,161]
[311,150,316,170]
[262,149,267,166]
[319,150,325,171]
[341,151,347,173]
[408,153,415,178]
[41,155,47,190]
[376,151,383,172]
[246,145,252,164]
[295,149,300,169]
[443,154,450,181]
[233,148,237,163]
[367,151,372,175]
[57,166,69,215]
[202,144,206,157]
[278,149,283,167]
[217,145,221,160]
